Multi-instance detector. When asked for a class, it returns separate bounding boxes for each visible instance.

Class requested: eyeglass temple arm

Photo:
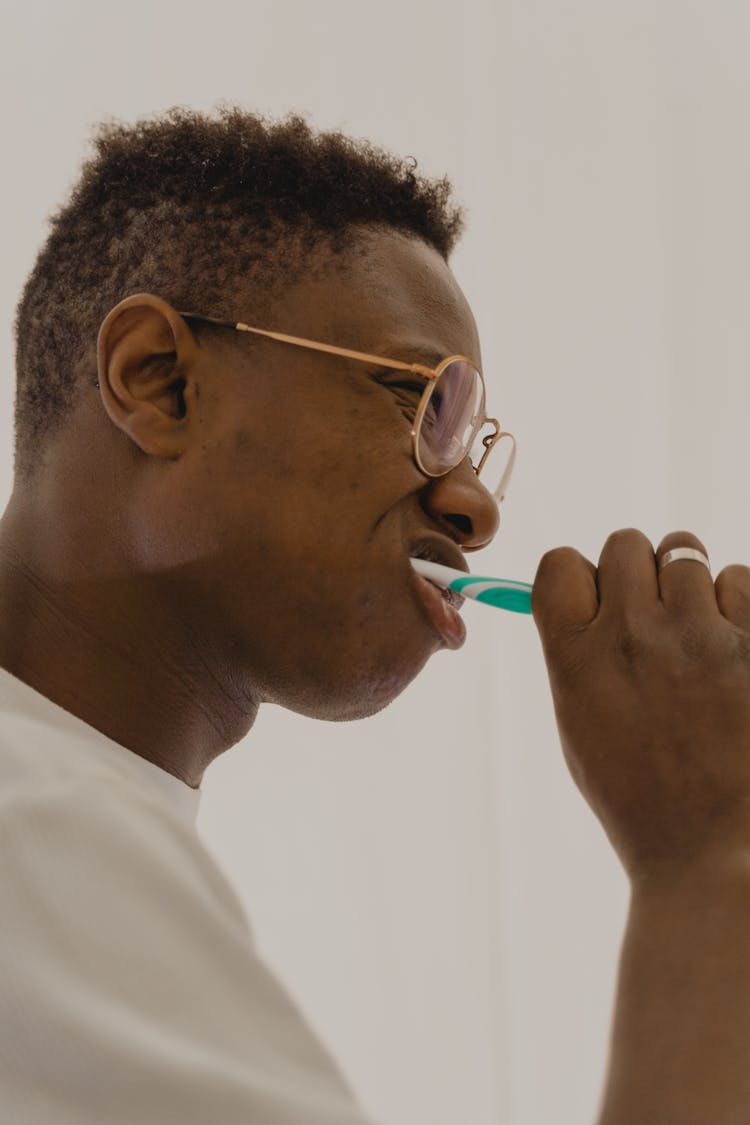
[474,420,517,501]
[174,314,515,499]
[177,311,437,379]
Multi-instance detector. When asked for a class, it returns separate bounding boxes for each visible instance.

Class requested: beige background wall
[1,2,748,1122]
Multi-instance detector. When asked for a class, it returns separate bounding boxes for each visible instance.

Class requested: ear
[95,293,202,459]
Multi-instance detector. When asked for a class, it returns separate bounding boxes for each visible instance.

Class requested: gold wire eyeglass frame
[98,308,517,503]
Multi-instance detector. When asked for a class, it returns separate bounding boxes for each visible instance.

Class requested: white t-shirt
[0,665,377,1125]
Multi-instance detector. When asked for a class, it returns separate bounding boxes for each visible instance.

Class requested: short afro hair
[12,105,466,486]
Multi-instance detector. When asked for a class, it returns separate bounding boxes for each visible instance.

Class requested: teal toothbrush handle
[410,558,533,616]
[450,574,533,615]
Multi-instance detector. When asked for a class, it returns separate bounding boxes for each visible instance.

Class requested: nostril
[444,513,473,537]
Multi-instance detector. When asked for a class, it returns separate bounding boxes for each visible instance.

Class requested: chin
[285,648,434,722]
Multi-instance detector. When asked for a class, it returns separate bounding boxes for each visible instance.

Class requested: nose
[420,458,500,552]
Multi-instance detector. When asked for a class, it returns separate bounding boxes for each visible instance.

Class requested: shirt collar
[0,665,202,827]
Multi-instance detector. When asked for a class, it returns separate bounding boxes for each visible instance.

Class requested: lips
[412,572,467,648]
[409,536,468,649]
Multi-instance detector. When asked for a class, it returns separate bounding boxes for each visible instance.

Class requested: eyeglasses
[99,307,517,505]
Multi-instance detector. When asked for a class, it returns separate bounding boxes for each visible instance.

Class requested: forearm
[597,854,750,1124]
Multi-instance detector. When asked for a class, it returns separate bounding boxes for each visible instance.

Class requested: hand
[532,529,750,885]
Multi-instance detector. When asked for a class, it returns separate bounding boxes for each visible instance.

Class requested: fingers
[656,530,718,617]
[596,529,718,620]
[595,528,660,620]
[533,528,750,661]
[715,565,750,632]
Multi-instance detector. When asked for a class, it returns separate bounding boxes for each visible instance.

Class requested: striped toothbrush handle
[410,558,533,616]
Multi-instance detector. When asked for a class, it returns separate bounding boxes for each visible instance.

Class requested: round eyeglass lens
[468,427,517,502]
[417,359,485,476]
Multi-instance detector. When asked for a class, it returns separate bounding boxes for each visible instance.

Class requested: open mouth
[425,577,464,611]
[408,543,468,649]
[408,546,466,611]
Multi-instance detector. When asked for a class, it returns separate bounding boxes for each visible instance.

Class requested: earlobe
[95,293,199,457]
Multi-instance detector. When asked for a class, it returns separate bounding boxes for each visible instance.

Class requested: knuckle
[611,619,649,670]
[715,566,750,623]
[602,528,652,556]
[677,622,705,663]
[536,545,582,575]
[672,620,735,675]
[716,563,750,589]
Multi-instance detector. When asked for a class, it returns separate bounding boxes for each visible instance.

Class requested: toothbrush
[410,558,533,616]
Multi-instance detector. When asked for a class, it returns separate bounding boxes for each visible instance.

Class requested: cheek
[244,393,416,509]
[158,381,418,600]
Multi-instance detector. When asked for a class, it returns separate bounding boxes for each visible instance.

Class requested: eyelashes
[367,371,443,433]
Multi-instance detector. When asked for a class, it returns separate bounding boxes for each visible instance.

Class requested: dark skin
[534,531,750,1121]
[4,218,750,1117]
[0,228,499,789]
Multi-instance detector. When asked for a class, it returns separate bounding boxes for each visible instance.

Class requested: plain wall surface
[1,2,749,1123]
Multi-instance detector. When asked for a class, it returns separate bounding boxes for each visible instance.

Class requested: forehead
[273,227,481,367]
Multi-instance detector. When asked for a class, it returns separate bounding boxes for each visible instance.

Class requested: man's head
[14,105,465,484]
[6,107,499,760]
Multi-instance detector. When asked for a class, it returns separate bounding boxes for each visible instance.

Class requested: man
[0,105,748,1123]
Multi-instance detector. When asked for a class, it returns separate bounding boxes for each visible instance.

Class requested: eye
[369,371,425,396]
[368,369,445,431]
[388,380,427,400]
[368,371,424,413]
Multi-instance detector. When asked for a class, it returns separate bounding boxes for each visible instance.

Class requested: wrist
[630,841,750,901]
[624,846,750,969]
[599,844,750,1125]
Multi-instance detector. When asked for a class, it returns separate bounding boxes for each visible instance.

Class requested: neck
[0,497,258,788]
